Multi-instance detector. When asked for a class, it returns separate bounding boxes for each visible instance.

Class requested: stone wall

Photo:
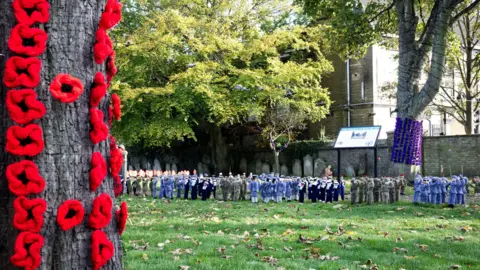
[422,135,480,177]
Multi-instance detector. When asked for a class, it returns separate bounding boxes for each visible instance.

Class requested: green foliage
[121,195,480,270]
[113,0,333,147]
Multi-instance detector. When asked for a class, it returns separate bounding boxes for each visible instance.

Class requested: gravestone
[141,156,149,169]
[153,158,162,171]
[262,163,271,174]
[172,163,178,173]
[255,160,263,175]
[280,164,289,176]
[248,161,256,175]
[196,162,204,175]
[345,164,356,178]
[132,156,140,170]
[314,158,326,177]
[239,158,248,173]
[128,165,134,170]
[293,159,302,177]
[303,155,313,177]
[165,163,171,172]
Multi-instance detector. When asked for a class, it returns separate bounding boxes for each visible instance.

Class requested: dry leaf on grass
[170,248,183,255]
[179,266,190,270]
[222,255,233,259]
[173,256,180,261]
[282,229,295,236]
[261,256,278,265]
[142,254,148,260]
[449,265,461,269]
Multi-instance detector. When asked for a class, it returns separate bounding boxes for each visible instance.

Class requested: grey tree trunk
[0,1,123,269]
[209,124,228,174]
[273,151,280,174]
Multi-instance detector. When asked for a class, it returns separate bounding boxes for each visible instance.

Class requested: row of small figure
[413,175,476,206]
[350,176,407,205]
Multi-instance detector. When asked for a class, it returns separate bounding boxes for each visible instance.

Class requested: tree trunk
[0,1,123,269]
[209,124,228,174]
[465,98,473,135]
[273,151,280,174]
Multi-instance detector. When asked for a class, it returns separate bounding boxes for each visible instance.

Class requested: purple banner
[390,117,423,165]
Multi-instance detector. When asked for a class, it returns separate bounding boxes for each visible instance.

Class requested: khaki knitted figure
[366,179,374,205]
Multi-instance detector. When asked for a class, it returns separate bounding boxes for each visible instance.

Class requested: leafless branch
[450,0,480,26]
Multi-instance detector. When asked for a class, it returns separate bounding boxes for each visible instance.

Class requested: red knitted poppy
[90,72,107,107]
[10,232,44,270]
[3,56,41,88]
[111,93,121,120]
[106,52,117,85]
[90,152,107,191]
[99,0,122,30]
[13,196,46,233]
[109,145,123,178]
[13,0,50,26]
[8,24,48,57]
[49,74,84,103]
[116,202,127,235]
[7,89,46,125]
[113,175,122,198]
[6,124,44,157]
[91,230,114,270]
[90,108,109,144]
[93,29,113,64]
[57,200,85,231]
[88,194,112,229]
[6,160,45,196]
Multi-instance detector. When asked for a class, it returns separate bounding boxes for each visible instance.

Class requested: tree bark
[209,124,228,174]
[0,1,123,269]
[273,151,280,174]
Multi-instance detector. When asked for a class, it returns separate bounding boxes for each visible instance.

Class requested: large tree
[0,0,123,269]
[113,0,332,173]
[298,0,480,176]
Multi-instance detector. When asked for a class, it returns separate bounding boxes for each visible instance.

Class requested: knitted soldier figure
[388,178,395,204]
[394,178,401,202]
[319,178,327,202]
[127,170,136,197]
[373,178,381,203]
[307,177,313,200]
[310,179,318,203]
[201,176,209,201]
[339,175,345,201]
[165,174,173,199]
[292,178,300,201]
[380,179,389,204]
[184,173,191,200]
[461,177,468,204]
[358,178,365,204]
[176,174,185,198]
[233,175,242,201]
[471,176,480,196]
[456,178,465,205]
[152,171,159,199]
[261,179,269,203]
[285,178,292,201]
[333,180,340,202]
[420,178,430,203]
[220,174,229,201]
[325,178,333,203]
[350,178,358,205]
[364,179,373,205]
[240,173,247,201]
[269,178,276,203]
[276,178,285,203]
[212,177,218,199]
[299,179,306,204]
[448,177,457,207]
[137,169,146,197]
[191,175,198,200]
[435,178,443,204]
[413,175,422,204]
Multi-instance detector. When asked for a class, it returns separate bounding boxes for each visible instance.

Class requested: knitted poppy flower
[13,0,50,26]
[57,200,85,231]
[116,202,127,235]
[6,124,44,157]
[3,56,41,88]
[111,93,121,120]
[90,152,107,191]
[89,108,109,144]
[6,160,45,196]
[106,52,117,85]
[13,196,47,233]
[109,145,124,178]
[8,24,48,57]
[93,29,113,64]
[90,72,107,107]
[99,0,122,30]
[10,232,44,270]
[49,74,84,103]
[113,175,122,198]
[91,230,114,270]
[88,194,112,229]
[7,89,46,125]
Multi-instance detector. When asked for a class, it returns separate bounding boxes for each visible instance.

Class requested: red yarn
[111,93,121,120]
[13,0,50,26]
[91,230,114,270]
[116,202,127,235]
[109,145,123,178]
[13,196,47,233]
[10,232,44,270]
[7,89,46,125]
[4,56,41,88]
[8,24,48,57]
[6,160,45,196]
[56,200,85,231]
[90,72,107,107]
[88,194,112,229]
[89,108,109,144]
[90,152,107,191]
[6,124,44,157]
[106,51,117,85]
[93,29,113,64]
[49,74,84,103]
[113,175,122,198]
[99,0,122,30]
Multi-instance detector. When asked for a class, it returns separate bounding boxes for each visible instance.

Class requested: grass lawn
[120,191,480,270]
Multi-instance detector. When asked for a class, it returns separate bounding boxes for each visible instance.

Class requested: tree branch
[369,1,397,23]
[450,0,480,26]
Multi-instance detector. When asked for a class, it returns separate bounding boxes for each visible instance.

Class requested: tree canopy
[112,0,333,148]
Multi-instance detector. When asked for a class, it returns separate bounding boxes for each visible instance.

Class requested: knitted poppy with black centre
[13,0,50,26]
[56,200,85,231]
[3,56,41,88]
[7,89,46,125]
[49,74,84,103]
[8,24,48,57]
[6,160,45,196]
[10,232,44,270]
[6,124,44,157]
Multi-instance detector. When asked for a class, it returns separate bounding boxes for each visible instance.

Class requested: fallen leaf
[282,229,295,236]
[173,256,180,261]
[216,246,226,254]
[396,237,403,242]
[384,232,389,238]
[283,246,291,252]
[261,256,278,265]
[404,255,416,260]
[417,244,429,252]
[366,259,373,265]
[461,212,471,217]
[300,226,309,229]
[449,265,461,269]
[217,230,224,236]
[454,236,465,241]
[142,254,148,260]
[320,235,330,241]
[184,249,193,254]
[170,248,183,255]
[396,207,406,211]
[434,254,442,258]
[222,255,233,259]
[179,266,190,270]
[273,215,280,219]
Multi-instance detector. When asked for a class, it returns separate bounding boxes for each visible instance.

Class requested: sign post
[333,126,382,179]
